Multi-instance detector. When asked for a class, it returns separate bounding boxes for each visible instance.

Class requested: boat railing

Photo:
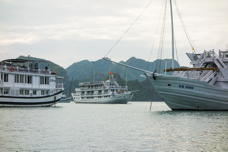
[80,86,104,90]
[56,83,64,89]
[0,65,56,75]
[194,50,218,66]
[174,69,218,83]
[80,93,111,97]
[219,50,228,59]
[200,71,217,82]
[79,81,104,86]
[109,86,127,89]
[174,71,201,80]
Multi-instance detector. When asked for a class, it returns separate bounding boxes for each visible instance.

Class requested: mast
[170,0,175,69]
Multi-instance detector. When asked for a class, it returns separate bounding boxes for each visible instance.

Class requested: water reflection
[150,104,228,152]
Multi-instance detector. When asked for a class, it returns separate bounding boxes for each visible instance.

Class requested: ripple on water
[0,102,227,152]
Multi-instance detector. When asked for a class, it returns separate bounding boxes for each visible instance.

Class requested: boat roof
[1,58,39,64]
[79,81,104,86]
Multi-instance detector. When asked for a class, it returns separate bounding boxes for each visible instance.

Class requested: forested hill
[16,56,179,101]
[66,57,179,81]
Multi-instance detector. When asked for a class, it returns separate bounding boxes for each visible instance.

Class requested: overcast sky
[0,0,227,68]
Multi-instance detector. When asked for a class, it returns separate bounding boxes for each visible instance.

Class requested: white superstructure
[72,74,133,104]
[0,58,63,107]
[146,0,228,110]
[146,50,228,110]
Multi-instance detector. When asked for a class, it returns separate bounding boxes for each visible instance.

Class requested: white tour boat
[72,73,133,104]
[0,58,64,107]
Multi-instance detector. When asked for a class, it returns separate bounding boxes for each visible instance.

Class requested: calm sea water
[0,102,228,152]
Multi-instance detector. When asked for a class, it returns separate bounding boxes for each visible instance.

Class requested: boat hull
[0,91,63,107]
[149,75,228,110]
[74,93,132,104]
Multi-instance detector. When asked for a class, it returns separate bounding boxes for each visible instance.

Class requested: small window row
[19,89,49,96]
[0,73,9,82]
[15,74,32,84]
[40,76,50,85]
[0,88,9,95]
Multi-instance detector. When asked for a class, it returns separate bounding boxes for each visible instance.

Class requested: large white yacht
[72,73,133,104]
[0,58,64,107]
[104,0,228,110]
[146,50,228,110]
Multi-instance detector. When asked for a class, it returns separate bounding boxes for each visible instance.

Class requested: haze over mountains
[67,57,179,81]
[17,56,179,101]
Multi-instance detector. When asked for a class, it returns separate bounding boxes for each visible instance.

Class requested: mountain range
[17,56,179,101]
[66,57,179,81]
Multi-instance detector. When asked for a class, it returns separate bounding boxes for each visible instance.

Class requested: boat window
[40,76,45,84]
[20,89,24,95]
[0,73,3,81]
[26,75,32,84]
[40,76,49,85]
[3,73,8,82]
[41,90,49,95]
[41,90,45,95]
[3,88,9,95]
[20,75,24,83]
[15,74,32,84]
[33,90,37,95]
[87,91,94,95]
[19,89,29,95]
[45,77,49,84]
[15,75,20,83]
[179,84,184,88]
[46,90,49,95]
[25,90,29,95]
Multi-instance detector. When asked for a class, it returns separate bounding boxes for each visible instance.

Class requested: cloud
[0,0,228,67]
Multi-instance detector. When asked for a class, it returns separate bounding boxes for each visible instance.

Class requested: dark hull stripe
[0,99,61,105]
[0,91,63,99]
[76,101,128,104]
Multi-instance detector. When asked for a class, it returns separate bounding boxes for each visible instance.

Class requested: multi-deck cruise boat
[72,73,133,104]
[0,58,64,107]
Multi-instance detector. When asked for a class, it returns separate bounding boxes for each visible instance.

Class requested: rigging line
[174,38,179,63]
[158,0,168,56]
[173,0,196,52]
[104,0,154,57]
[157,0,168,73]
[147,0,168,62]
